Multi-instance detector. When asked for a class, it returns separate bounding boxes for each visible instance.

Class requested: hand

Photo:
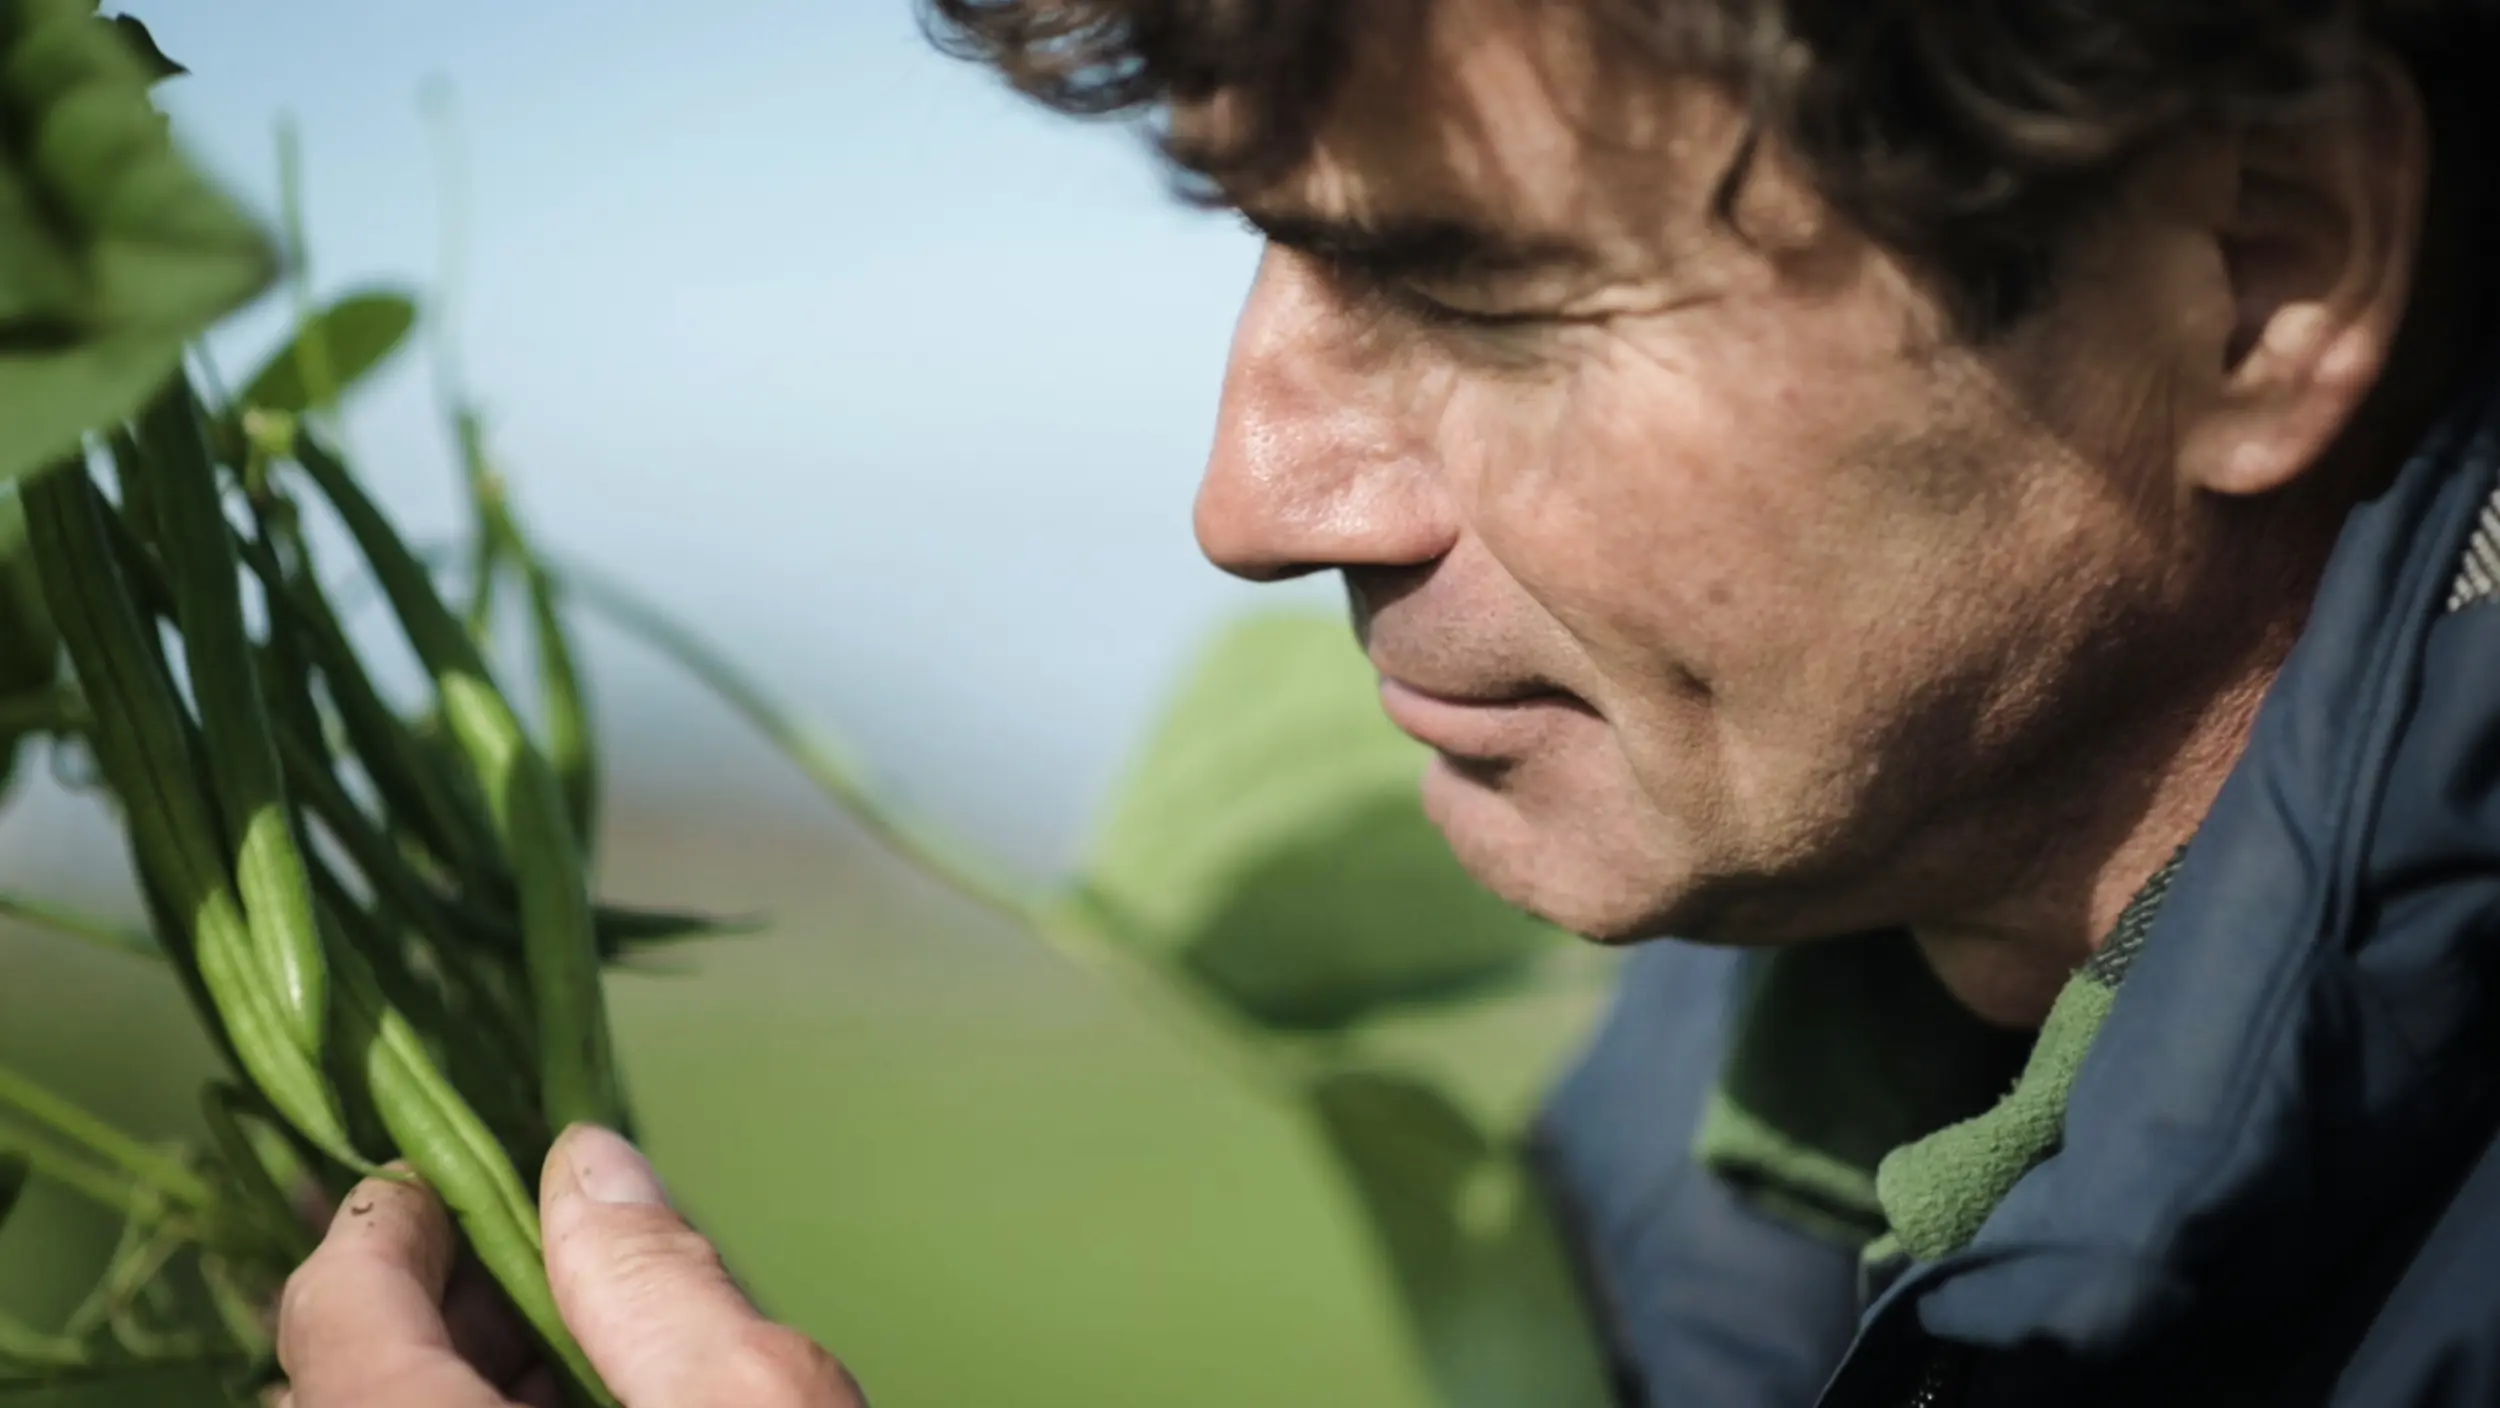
[272,1125,867,1408]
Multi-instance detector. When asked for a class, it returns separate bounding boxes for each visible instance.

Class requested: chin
[1417,748,1855,949]
[1418,752,1702,944]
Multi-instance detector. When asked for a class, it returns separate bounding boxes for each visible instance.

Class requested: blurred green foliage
[0,7,1626,1404]
[1070,613,1616,1407]
[1082,614,1565,1032]
[0,3,272,487]
[1,809,1615,1406]
[229,287,417,422]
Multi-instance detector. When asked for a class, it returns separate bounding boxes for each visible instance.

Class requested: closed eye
[1234,207,1590,306]
[1372,280,1554,331]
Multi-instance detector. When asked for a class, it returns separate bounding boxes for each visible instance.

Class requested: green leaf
[106,14,185,82]
[0,0,278,485]
[234,286,418,416]
[593,902,764,959]
[1308,1068,1616,1408]
[1078,610,1564,1030]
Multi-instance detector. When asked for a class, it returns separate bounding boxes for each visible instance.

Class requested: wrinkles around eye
[1383,268,1724,337]
[1383,279,1560,330]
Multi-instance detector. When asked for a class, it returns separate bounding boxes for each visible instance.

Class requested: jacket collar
[1852,357,2500,1369]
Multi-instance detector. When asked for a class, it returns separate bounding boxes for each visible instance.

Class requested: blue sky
[140,0,1331,868]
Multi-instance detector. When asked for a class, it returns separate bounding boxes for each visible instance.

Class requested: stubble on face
[1191,0,2314,1021]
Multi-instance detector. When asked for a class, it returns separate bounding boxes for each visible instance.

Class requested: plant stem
[454,417,508,644]
[1033,902,1308,1100]
[64,1203,152,1341]
[558,563,1041,928]
[104,1228,202,1361]
[0,1127,160,1225]
[554,562,1306,1096]
[0,1344,250,1392]
[420,76,473,418]
[0,890,161,964]
[0,1069,210,1211]
[275,116,353,462]
[199,1255,273,1363]
[0,1307,91,1372]
[0,687,83,738]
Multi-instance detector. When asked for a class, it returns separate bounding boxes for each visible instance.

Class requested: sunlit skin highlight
[1187,0,2437,1025]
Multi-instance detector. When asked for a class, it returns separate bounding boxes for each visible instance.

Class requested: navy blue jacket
[1532,369,2500,1408]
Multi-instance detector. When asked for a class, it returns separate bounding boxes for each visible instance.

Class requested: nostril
[1194,472,1320,582]
[1198,255,1458,581]
[1195,445,1458,581]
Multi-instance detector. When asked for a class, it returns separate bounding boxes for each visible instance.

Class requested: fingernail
[558,1125,670,1207]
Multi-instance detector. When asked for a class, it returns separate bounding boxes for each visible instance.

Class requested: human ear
[2178,52,2429,498]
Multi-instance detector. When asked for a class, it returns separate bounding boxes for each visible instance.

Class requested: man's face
[1190,0,2256,953]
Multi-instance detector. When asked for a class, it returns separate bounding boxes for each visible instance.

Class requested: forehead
[1174,0,1799,259]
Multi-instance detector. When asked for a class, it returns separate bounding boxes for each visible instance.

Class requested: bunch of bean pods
[5,369,734,1406]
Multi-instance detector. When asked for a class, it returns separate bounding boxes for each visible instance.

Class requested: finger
[443,1252,538,1389]
[279,1168,455,1373]
[542,1126,866,1408]
[276,1168,503,1407]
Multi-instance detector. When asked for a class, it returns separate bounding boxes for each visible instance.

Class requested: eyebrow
[1237,208,1596,281]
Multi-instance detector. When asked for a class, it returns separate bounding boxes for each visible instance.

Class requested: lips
[1375,673,1589,760]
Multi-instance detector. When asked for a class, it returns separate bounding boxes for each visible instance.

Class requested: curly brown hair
[923,0,2500,333]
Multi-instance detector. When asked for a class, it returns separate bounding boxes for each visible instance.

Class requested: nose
[1194,248,1459,582]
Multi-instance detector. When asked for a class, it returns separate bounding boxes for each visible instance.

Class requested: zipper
[1903,1343,1969,1408]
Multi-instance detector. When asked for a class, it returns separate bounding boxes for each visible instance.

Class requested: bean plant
[0,6,1620,1405]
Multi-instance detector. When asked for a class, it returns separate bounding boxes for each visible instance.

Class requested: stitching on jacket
[2448,485,2500,612]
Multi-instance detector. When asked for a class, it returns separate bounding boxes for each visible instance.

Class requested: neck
[1910,652,2286,1027]
[1909,273,2492,1029]
[1902,122,2493,1030]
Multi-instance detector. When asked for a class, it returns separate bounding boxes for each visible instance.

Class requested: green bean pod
[130,379,328,1058]
[255,661,733,973]
[269,718,488,944]
[19,462,370,1176]
[455,408,507,647]
[243,492,505,896]
[291,432,625,1136]
[325,927,616,1407]
[454,410,599,853]
[136,870,249,1088]
[522,552,600,862]
[309,863,546,1162]
[104,429,162,550]
[230,512,330,762]
[427,939,543,1102]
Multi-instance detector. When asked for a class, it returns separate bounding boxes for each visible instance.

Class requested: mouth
[1375,674,1591,762]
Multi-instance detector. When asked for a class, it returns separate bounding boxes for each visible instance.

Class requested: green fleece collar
[1694,931,2034,1250]
[1695,855,2184,1263]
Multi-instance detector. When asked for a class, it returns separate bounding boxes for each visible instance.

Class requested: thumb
[541,1126,864,1408]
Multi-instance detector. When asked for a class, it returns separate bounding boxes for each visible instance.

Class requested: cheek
[1449,327,1875,699]
[1431,311,2088,863]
